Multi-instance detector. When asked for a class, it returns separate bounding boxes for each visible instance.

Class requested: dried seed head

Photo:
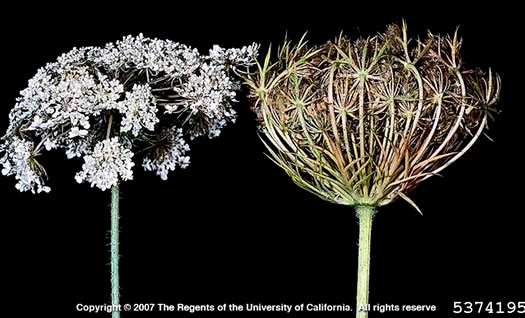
[248,23,501,209]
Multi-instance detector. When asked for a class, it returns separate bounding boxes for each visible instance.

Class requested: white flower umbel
[142,127,190,180]
[0,34,258,192]
[0,137,50,193]
[75,138,135,191]
[119,84,158,136]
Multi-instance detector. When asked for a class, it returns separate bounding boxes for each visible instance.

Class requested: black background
[1,3,523,317]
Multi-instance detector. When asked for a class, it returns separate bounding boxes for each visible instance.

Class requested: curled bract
[247,23,500,208]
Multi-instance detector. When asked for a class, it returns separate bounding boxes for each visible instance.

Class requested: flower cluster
[0,137,50,193]
[118,84,158,137]
[1,35,258,192]
[75,138,135,191]
[142,127,190,181]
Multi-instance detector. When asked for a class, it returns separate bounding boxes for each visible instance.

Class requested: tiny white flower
[27,115,43,130]
[69,127,89,138]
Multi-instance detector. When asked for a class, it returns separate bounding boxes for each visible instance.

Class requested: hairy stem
[355,205,375,318]
[111,184,120,318]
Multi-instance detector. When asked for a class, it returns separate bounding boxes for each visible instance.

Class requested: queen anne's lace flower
[119,84,158,136]
[75,138,134,191]
[174,62,238,138]
[0,137,50,193]
[1,35,258,192]
[142,127,190,180]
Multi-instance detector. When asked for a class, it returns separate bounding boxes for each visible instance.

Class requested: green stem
[111,184,120,318]
[355,205,375,318]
